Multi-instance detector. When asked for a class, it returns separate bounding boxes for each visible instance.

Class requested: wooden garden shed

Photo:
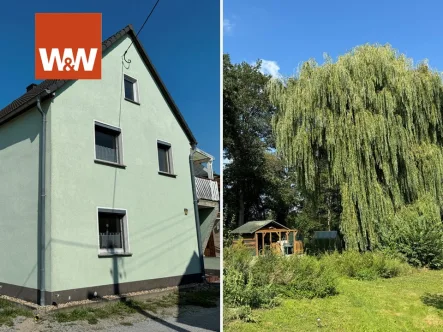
[232,220,303,256]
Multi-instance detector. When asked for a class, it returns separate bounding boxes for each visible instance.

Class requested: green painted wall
[0,109,41,290]
[48,36,200,292]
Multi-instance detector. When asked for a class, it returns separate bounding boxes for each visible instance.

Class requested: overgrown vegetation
[381,195,443,269]
[224,243,412,323]
[226,269,443,331]
[321,251,412,280]
[0,298,32,327]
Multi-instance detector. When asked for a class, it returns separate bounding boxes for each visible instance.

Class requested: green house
[0,25,218,305]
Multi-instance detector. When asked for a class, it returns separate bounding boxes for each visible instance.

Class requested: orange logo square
[35,13,102,80]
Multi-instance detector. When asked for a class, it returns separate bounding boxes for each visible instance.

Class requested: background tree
[269,45,443,250]
[223,54,285,229]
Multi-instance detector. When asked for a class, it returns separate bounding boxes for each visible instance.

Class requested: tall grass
[320,251,412,280]
[224,242,413,323]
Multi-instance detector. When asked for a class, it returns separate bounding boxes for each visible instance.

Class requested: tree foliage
[382,194,443,269]
[269,44,443,250]
[223,54,299,228]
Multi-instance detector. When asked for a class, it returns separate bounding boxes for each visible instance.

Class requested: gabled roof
[231,220,290,234]
[0,25,197,146]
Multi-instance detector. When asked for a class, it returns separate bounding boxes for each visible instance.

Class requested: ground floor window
[97,208,129,254]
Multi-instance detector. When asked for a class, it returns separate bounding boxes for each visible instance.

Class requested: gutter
[189,145,206,281]
[36,89,51,306]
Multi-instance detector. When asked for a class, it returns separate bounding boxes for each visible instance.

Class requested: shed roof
[231,220,289,234]
[0,25,197,146]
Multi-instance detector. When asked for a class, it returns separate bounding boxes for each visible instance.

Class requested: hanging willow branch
[269,44,443,250]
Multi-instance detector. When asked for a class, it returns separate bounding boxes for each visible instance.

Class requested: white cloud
[260,60,282,79]
[223,158,232,168]
[223,19,234,34]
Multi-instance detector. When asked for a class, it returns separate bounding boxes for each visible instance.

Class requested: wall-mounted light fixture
[184,208,189,215]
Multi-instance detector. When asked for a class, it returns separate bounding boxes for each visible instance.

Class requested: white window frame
[124,74,140,104]
[157,139,175,175]
[93,120,124,166]
[96,207,130,256]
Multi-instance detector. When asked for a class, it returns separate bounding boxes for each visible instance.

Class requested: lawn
[225,269,443,332]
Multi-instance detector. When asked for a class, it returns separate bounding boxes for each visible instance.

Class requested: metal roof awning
[192,148,214,162]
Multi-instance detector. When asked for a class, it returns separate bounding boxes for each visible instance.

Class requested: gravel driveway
[1,286,220,332]
[2,303,220,332]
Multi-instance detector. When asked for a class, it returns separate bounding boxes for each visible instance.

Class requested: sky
[0,0,220,172]
[224,0,443,80]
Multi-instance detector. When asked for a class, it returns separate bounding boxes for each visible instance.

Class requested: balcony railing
[195,177,219,201]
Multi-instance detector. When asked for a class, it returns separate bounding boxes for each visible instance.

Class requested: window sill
[95,159,127,169]
[98,252,133,258]
[158,171,177,178]
[124,98,140,105]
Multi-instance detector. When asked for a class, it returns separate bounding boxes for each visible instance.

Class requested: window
[95,122,123,165]
[157,140,174,174]
[97,208,129,255]
[124,75,139,103]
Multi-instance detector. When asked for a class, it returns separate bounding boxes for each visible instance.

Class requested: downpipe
[36,91,50,306]
[189,145,206,282]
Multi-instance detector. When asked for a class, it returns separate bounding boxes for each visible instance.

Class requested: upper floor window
[157,140,175,176]
[95,121,123,166]
[124,75,139,103]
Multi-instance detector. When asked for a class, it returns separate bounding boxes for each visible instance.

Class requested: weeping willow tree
[269,44,443,250]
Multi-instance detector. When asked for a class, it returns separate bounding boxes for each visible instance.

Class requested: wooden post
[262,233,265,254]
[255,233,258,256]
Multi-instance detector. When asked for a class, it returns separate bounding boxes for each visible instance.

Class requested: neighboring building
[0,25,214,305]
[192,149,220,279]
[311,231,342,252]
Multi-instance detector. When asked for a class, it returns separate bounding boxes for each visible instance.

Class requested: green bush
[223,306,255,323]
[382,196,443,269]
[223,250,279,309]
[223,267,279,309]
[249,250,282,286]
[321,251,411,280]
[224,244,339,305]
[223,241,253,272]
[278,255,338,298]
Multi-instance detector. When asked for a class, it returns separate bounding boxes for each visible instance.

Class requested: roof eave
[0,90,52,126]
[125,26,198,146]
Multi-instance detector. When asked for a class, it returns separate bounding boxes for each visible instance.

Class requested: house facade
[0,25,207,305]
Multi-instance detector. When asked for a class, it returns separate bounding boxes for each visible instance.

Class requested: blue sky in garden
[0,0,220,172]
[224,0,443,80]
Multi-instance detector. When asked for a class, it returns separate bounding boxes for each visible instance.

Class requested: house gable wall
[0,108,41,295]
[48,35,200,293]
